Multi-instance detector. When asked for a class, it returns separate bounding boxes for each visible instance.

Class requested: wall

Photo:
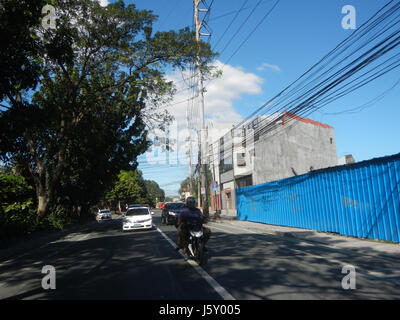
[252,116,338,185]
[236,153,400,242]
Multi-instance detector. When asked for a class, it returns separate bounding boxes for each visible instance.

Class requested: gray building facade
[209,111,338,217]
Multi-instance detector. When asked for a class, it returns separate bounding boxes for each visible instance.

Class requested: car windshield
[126,208,149,216]
[128,204,141,208]
[100,210,110,213]
[167,203,185,210]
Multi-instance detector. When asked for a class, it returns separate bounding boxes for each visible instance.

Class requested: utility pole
[194,0,210,216]
[185,107,194,195]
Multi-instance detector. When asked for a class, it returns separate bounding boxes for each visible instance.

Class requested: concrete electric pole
[185,107,193,195]
[193,0,210,217]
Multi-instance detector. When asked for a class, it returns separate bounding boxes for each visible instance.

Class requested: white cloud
[143,61,263,167]
[257,63,280,72]
[164,60,263,132]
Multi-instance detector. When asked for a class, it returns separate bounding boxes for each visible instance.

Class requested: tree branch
[0,104,11,110]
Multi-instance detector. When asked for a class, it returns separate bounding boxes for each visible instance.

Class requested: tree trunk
[37,193,50,217]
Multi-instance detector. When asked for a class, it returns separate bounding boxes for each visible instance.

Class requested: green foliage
[179,176,198,199]
[0,172,76,241]
[179,169,213,200]
[45,205,73,230]
[144,180,165,207]
[0,0,216,231]
[0,173,33,209]
[105,170,165,208]
[0,173,36,239]
[106,170,147,207]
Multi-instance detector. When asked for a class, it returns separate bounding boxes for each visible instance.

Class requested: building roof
[283,111,333,129]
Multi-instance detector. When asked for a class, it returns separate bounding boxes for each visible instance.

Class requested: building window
[254,131,259,142]
[237,153,246,166]
[242,127,246,148]
[330,137,333,144]
[236,175,253,189]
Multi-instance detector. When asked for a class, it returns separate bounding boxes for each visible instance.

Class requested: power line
[208,5,252,23]
[229,0,400,131]
[212,0,250,51]
[224,0,280,65]
[317,76,400,116]
[204,0,400,164]
[218,0,264,57]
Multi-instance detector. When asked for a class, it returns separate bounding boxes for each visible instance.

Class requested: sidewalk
[214,215,400,260]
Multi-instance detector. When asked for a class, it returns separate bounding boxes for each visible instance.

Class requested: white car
[122,207,154,231]
[97,209,112,221]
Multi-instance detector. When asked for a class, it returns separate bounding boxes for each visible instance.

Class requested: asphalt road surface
[1,209,400,300]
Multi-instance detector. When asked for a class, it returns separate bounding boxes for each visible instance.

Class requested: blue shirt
[177,207,203,224]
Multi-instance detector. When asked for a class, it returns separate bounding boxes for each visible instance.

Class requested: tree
[105,171,165,208]
[0,0,216,217]
[0,0,73,103]
[106,170,148,207]
[144,180,165,207]
[179,176,198,199]
[179,168,212,203]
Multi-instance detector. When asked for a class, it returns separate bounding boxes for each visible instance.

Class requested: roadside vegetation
[0,0,216,241]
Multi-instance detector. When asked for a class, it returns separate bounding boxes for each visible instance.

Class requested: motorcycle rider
[176,196,210,261]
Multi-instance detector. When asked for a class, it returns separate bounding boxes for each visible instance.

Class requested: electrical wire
[212,0,250,51]
[218,0,264,57]
[204,0,400,164]
[224,0,281,65]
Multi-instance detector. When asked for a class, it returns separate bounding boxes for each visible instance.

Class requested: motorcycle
[186,222,207,266]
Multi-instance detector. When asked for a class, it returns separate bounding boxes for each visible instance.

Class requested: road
[1,209,400,300]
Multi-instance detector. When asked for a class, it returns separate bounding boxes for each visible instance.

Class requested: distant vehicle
[158,202,166,209]
[126,204,142,210]
[97,209,112,221]
[122,207,154,231]
[162,202,185,225]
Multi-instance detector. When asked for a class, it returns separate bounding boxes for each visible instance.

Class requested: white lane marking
[156,227,236,300]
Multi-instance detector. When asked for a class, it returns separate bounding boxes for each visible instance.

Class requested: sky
[102,0,400,197]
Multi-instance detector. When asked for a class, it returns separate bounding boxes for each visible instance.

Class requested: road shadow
[0,219,221,300]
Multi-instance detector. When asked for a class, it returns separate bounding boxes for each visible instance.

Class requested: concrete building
[338,154,356,165]
[208,111,338,217]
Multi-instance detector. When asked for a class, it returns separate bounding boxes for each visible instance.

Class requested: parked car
[122,207,154,231]
[161,202,185,225]
[97,209,112,221]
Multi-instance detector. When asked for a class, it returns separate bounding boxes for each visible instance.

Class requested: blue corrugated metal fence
[236,153,400,242]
